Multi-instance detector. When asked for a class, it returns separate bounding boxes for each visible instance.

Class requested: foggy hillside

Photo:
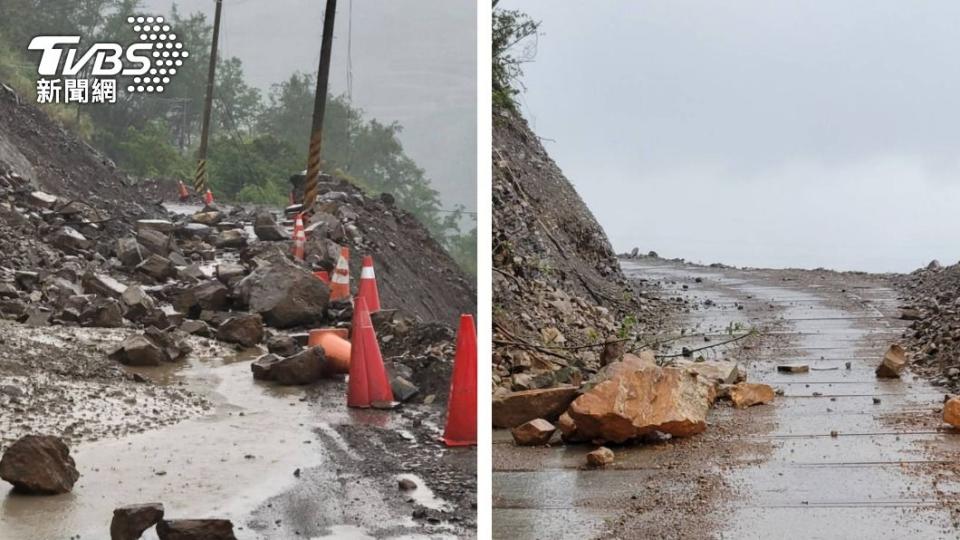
[144,0,477,215]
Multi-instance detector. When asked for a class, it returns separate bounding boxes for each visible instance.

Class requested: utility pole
[302,0,337,213]
[195,0,223,195]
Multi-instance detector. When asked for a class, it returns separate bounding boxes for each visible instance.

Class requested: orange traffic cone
[177,181,189,202]
[291,213,306,261]
[357,255,381,313]
[347,297,394,408]
[442,314,477,446]
[313,270,330,284]
[204,188,214,206]
[330,246,350,301]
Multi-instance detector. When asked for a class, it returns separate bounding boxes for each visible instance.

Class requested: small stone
[586,447,614,467]
[777,364,809,373]
[398,477,417,491]
[510,418,557,446]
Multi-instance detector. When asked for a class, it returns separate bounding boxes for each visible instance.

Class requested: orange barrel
[314,271,330,284]
[309,328,350,374]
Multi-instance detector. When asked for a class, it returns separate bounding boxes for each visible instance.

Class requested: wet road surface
[493,259,960,539]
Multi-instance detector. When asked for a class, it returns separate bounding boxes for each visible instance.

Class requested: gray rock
[213,229,247,249]
[254,212,289,241]
[251,347,327,385]
[216,314,264,347]
[238,257,329,328]
[174,280,229,313]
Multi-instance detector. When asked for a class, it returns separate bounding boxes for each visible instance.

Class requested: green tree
[492,0,540,110]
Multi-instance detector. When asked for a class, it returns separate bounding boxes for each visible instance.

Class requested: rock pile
[894,262,960,387]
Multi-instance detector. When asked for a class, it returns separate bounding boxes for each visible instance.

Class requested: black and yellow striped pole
[303,0,338,214]
[195,0,223,196]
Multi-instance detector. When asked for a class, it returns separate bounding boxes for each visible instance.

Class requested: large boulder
[675,359,743,386]
[254,212,289,241]
[111,503,165,540]
[0,435,80,494]
[250,347,327,385]
[137,228,174,256]
[566,365,714,443]
[109,329,190,366]
[157,519,236,540]
[238,257,329,328]
[876,344,907,378]
[492,386,579,428]
[216,314,264,347]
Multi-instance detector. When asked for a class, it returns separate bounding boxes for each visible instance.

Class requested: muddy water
[0,346,324,539]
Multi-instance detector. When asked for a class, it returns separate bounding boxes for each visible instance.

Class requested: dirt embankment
[492,108,669,393]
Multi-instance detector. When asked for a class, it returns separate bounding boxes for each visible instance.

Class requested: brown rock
[156,519,236,540]
[586,447,614,467]
[510,419,557,446]
[944,397,960,427]
[876,344,907,378]
[111,503,165,540]
[675,359,742,385]
[266,334,300,357]
[492,386,579,428]
[777,363,809,373]
[729,382,775,408]
[567,366,713,443]
[0,435,80,494]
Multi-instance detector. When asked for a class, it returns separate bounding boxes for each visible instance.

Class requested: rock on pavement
[944,397,960,427]
[876,344,907,378]
[0,435,80,494]
[511,419,556,446]
[566,365,714,443]
[111,503,165,540]
[251,347,327,385]
[492,386,579,428]
[729,382,775,408]
[586,447,614,467]
[156,519,236,540]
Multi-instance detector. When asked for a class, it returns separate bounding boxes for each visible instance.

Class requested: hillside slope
[492,108,665,392]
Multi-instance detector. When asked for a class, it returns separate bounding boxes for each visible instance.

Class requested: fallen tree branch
[655,330,758,359]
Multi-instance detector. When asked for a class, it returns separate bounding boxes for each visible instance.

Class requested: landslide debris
[894,261,960,388]
[0,85,472,453]
[492,107,668,393]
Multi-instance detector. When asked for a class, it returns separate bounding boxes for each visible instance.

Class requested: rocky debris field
[492,108,669,396]
[893,259,960,390]
[0,85,475,537]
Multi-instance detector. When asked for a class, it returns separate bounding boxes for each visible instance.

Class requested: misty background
[144,0,476,215]
[502,0,960,273]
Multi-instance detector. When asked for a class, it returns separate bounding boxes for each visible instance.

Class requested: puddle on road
[396,473,453,512]
[0,345,325,540]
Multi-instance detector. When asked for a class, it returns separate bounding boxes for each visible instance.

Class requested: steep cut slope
[492,108,666,392]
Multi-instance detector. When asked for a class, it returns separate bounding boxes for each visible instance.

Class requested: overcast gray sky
[502,0,960,272]
[145,0,476,216]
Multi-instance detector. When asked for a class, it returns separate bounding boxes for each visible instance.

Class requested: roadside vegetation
[0,0,475,275]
